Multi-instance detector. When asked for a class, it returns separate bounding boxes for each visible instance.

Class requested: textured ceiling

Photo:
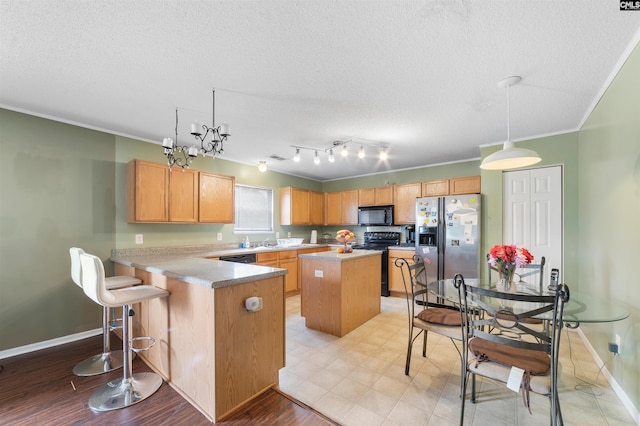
[1,1,639,181]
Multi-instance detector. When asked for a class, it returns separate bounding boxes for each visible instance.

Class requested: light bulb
[379,148,388,161]
[341,145,348,157]
[314,151,320,165]
[328,149,335,163]
[293,148,301,162]
[358,146,365,159]
[258,161,267,172]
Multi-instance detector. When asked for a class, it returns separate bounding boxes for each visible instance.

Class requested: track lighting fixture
[328,149,335,162]
[314,151,320,165]
[289,139,386,166]
[293,148,301,162]
[358,146,365,159]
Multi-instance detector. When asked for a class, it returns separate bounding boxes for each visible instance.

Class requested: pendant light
[480,76,541,170]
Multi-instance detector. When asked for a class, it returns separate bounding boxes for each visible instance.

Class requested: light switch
[217,232,223,241]
[314,270,323,277]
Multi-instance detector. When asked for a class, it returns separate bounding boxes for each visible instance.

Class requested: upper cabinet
[127,160,233,224]
[199,172,235,223]
[127,159,198,223]
[393,183,422,224]
[422,179,450,197]
[324,190,358,225]
[358,186,394,206]
[450,175,481,195]
[280,187,324,226]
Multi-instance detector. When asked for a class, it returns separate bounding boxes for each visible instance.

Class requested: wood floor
[0,335,336,425]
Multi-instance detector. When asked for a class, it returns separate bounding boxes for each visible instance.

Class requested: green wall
[0,109,118,348]
[578,42,640,407]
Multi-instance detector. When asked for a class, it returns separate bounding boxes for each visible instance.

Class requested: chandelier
[162,89,230,169]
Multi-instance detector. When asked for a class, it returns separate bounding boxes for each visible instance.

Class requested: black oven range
[352,231,401,297]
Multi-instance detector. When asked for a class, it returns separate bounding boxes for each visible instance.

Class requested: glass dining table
[426,278,630,327]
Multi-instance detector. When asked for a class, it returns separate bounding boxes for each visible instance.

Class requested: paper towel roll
[310,230,317,244]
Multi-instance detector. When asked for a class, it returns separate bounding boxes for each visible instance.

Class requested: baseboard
[576,328,640,425]
[0,328,102,360]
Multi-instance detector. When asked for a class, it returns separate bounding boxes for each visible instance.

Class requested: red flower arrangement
[488,244,534,268]
[488,244,534,284]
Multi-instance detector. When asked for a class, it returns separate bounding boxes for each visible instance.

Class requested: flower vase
[497,264,516,290]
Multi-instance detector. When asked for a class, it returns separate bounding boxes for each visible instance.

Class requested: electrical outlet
[276,232,280,239]
[135,234,143,244]
[314,270,323,278]
[616,334,621,354]
[217,232,223,241]
[287,232,291,238]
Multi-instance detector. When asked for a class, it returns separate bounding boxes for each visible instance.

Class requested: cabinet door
[280,187,310,225]
[450,176,481,195]
[375,186,394,205]
[127,160,168,222]
[358,188,375,206]
[279,253,298,293]
[393,183,422,224]
[309,191,324,225]
[169,168,199,223]
[422,179,450,197]
[324,192,342,225]
[199,172,235,223]
[341,190,359,225]
[388,250,416,293]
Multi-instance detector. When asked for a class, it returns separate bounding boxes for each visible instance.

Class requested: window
[234,184,273,233]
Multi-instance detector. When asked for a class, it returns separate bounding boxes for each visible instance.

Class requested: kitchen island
[298,249,382,337]
[111,251,287,422]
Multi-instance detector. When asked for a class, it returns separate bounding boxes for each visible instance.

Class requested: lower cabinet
[388,249,417,296]
[257,250,299,294]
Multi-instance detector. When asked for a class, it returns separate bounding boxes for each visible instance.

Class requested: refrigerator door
[443,194,481,279]
[415,197,439,281]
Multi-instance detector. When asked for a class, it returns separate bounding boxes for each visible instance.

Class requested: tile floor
[278,295,635,426]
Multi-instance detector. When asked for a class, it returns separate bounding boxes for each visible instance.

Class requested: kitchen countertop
[388,245,417,251]
[111,243,329,289]
[298,249,383,261]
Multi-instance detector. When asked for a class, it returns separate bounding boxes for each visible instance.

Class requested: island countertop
[111,254,287,289]
[298,249,382,261]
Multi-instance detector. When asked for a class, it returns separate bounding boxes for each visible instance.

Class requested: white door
[503,166,563,286]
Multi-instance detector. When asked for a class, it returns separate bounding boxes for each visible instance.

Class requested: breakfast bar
[111,252,287,422]
[299,249,382,337]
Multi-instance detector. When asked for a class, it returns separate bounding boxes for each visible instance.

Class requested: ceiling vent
[268,154,287,161]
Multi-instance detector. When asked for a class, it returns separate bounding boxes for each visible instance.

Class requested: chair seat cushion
[416,307,461,326]
[469,337,549,375]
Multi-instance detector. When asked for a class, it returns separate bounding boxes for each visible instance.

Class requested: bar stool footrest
[130,336,156,353]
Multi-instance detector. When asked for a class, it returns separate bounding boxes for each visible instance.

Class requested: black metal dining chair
[395,256,462,377]
[454,273,569,426]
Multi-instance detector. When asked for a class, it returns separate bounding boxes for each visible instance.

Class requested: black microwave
[358,205,394,226]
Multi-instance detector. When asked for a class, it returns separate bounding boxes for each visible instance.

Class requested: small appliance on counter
[403,225,415,246]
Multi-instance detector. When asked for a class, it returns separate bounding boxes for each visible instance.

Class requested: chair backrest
[454,273,569,369]
[487,253,546,290]
[69,247,86,288]
[395,257,429,318]
[79,252,115,307]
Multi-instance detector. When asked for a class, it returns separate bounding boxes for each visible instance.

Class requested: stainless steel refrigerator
[415,194,481,281]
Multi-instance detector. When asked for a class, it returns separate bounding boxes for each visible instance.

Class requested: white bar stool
[79,252,169,411]
[69,247,142,376]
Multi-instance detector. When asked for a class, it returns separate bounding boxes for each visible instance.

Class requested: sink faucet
[261,238,271,247]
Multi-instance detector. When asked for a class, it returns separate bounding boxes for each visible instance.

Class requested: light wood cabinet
[309,190,324,225]
[257,250,299,294]
[297,246,331,299]
[342,190,359,225]
[199,172,235,223]
[256,251,278,267]
[324,192,343,225]
[388,249,416,295]
[422,179,450,197]
[358,186,394,206]
[280,187,324,226]
[450,175,481,195]
[393,182,422,224]
[127,159,198,223]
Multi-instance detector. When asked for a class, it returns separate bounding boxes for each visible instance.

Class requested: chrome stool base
[88,372,163,411]
[72,350,124,376]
